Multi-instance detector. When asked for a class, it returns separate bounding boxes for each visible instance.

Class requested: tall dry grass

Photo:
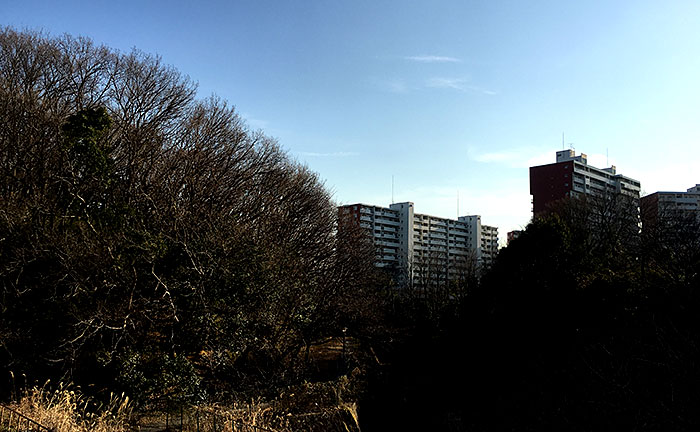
[6,377,361,432]
[10,382,132,432]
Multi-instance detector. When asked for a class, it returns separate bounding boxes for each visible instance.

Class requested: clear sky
[4,1,700,243]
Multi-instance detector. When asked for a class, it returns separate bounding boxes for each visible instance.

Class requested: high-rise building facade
[338,202,498,287]
[530,150,641,215]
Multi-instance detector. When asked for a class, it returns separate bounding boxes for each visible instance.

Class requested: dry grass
[132,377,362,432]
[134,402,293,432]
[9,382,132,432]
[7,375,361,432]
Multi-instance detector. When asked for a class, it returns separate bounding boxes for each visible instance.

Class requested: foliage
[360,194,700,431]
[0,27,382,405]
[4,26,700,431]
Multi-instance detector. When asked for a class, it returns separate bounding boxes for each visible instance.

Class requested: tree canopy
[0,27,379,404]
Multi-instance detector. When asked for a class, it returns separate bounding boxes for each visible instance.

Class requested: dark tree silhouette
[0,28,382,404]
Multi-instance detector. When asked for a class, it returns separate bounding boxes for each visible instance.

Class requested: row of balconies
[413,227,473,236]
[380,218,400,226]
[375,238,399,247]
[414,244,447,250]
[415,235,470,243]
[415,241,470,248]
[659,194,699,201]
[374,226,398,233]
[575,165,617,182]
[360,206,400,217]
[361,215,401,226]
[417,238,447,245]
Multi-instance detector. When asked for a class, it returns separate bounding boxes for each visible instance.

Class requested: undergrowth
[9,382,132,432]
[5,371,362,432]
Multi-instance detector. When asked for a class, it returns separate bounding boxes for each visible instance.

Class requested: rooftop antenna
[606,148,609,166]
[562,132,565,150]
[391,175,394,204]
[457,190,460,219]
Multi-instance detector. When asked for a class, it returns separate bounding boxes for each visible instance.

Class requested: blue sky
[4,1,700,242]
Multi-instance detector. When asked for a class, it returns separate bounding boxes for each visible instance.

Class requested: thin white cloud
[426,77,497,95]
[298,151,359,158]
[426,77,468,90]
[405,55,462,63]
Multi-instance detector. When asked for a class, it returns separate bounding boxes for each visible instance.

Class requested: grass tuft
[10,383,132,432]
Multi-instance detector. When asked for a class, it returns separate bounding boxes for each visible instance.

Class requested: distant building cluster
[530,149,698,225]
[529,149,641,215]
[531,148,699,229]
[342,149,697,288]
[338,202,498,288]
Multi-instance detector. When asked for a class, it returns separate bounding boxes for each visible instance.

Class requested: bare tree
[0,27,379,401]
[641,194,700,284]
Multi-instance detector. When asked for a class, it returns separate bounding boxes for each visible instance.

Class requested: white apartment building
[480,223,499,264]
[339,202,499,287]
